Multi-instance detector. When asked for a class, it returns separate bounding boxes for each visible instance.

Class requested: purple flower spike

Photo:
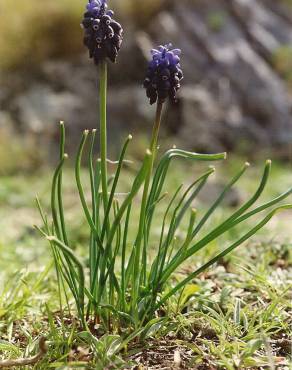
[82,0,123,65]
[143,44,183,105]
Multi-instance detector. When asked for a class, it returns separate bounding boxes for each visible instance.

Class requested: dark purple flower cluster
[143,44,183,105]
[82,0,123,65]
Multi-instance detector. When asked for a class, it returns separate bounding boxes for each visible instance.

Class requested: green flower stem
[132,101,163,317]
[150,101,163,157]
[99,60,109,218]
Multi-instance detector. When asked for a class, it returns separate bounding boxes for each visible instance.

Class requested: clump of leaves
[36,121,292,334]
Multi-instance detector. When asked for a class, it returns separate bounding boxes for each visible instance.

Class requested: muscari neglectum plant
[37,0,292,336]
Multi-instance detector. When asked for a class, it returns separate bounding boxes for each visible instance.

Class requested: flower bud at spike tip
[82,0,123,65]
[143,44,184,105]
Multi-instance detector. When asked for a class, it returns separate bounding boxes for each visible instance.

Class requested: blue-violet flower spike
[143,44,183,105]
[82,0,123,65]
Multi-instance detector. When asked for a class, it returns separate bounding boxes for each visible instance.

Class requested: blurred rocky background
[1,0,292,172]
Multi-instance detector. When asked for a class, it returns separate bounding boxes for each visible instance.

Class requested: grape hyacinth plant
[37,0,292,339]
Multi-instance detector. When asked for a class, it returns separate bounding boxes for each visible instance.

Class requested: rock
[228,0,292,50]
[0,111,14,129]
[198,181,242,208]
[145,0,292,154]
[176,85,270,152]
[0,0,292,159]
[13,85,83,134]
[259,0,292,24]
[11,83,153,157]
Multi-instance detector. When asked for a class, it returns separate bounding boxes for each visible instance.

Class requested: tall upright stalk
[99,61,108,216]
[132,101,163,318]
[149,102,163,158]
